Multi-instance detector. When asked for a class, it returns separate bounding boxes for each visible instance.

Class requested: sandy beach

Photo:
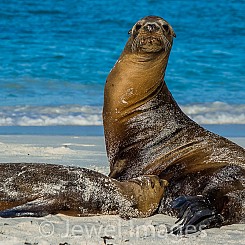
[0,132,244,245]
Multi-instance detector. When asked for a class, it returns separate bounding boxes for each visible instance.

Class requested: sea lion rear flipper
[170,195,223,234]
[0,198,58,218]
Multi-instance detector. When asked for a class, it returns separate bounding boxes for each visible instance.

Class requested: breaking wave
[0,105,102,126]
[0,102,244,126]
[181,102,245,124]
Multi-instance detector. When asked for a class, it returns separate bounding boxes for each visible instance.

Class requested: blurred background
[0,0,244,127]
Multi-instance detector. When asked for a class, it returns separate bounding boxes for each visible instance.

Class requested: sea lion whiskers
[131,32,170,53]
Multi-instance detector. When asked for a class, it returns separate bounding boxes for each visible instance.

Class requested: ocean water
[0,0,244,126]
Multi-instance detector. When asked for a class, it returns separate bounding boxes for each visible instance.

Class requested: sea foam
[0,102,244,126]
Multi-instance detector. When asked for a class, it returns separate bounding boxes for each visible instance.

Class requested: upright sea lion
[103,16,245,233]
[0,163,167,218]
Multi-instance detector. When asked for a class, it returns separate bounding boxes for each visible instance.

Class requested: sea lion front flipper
[170,195,223,234]
[0,198,58,218]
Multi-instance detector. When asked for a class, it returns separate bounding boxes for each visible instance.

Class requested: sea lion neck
[104,50,170,117]
[123,51,170,73]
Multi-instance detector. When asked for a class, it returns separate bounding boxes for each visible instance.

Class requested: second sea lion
[0,163,167,218]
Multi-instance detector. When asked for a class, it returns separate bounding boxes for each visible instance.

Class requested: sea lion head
[125,175,168,216]
[127,16,176,53]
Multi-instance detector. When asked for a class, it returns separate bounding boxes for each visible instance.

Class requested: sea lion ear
[162,22,176,38]
[172,30,176,38]
[170,26,176,38]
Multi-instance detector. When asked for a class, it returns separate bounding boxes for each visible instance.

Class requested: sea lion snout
[143,23,160,33]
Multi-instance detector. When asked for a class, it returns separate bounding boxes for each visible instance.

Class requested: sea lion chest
[103,64,189,180]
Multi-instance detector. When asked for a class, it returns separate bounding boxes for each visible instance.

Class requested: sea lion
[0,163,167,218]
[103,16,245,233]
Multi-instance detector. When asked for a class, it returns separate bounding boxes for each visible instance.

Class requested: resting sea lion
[103,16,245,233]
[0,163,167,218]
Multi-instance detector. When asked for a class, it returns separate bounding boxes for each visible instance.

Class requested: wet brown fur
[0,163,167,217]
[103,16,245,225]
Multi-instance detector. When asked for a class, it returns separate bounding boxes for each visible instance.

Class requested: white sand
[0,136,244,245]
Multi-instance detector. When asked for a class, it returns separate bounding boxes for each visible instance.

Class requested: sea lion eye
[162,24,169,32]
[128,23,141,35]
[135,24,142,31]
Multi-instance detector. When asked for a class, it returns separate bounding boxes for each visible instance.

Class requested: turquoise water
[0,0,244,125]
